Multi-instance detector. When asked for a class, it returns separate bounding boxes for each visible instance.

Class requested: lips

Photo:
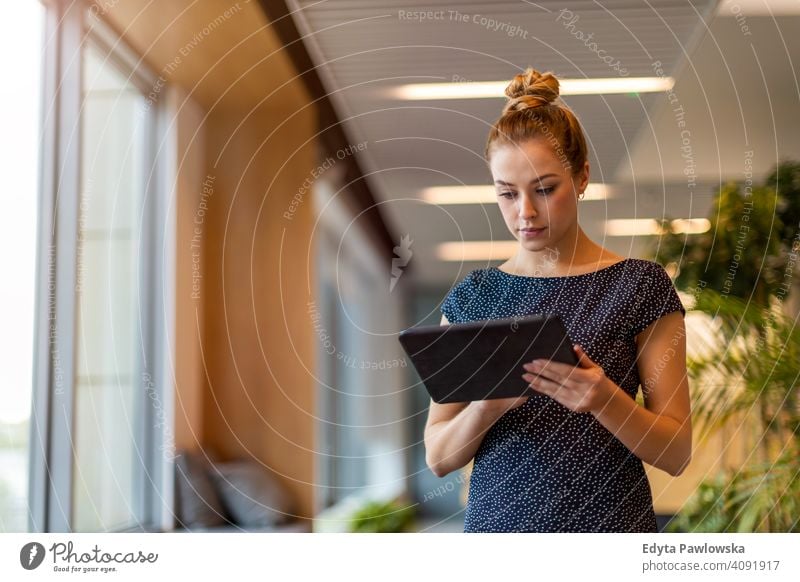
[520,227,546,232]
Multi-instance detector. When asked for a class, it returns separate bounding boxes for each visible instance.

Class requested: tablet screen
[398,314,578,403]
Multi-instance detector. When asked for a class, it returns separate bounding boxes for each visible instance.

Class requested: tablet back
[398,313,579,404]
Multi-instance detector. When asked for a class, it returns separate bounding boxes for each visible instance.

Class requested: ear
[571,161,589,197]
[578,161,590,193]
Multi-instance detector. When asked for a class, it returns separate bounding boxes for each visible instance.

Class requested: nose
[518,192,537,219]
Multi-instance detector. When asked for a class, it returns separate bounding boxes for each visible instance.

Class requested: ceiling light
[606,218,711,236]
[606,219,665,236]
[670,218,711,234]
[717,0,800,15]
[390,77,674,100]
[422,183,609,204]
[436,241,518,261]
[422,186,497,205]
[582,183,609,200]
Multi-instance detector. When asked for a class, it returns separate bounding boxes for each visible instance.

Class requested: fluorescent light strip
[717,0,800,15]
[391,77,674,100]
[606,218,710,236]
[422,183,609,204]
[438,218,710,261]
[670,218,711,234]
[437,241,519,261]
[422,185,497,204]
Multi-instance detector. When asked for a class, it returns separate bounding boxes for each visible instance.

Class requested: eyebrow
[494,175,559,186]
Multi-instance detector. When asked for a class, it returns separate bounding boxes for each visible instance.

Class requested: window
[71,38,152,532]
[29,2,172,532]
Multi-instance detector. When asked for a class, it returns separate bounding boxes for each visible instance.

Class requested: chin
[517,235,550,246]
[521,242,550,251]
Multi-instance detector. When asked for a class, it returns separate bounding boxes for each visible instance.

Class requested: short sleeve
[628,261,686,337]
[440,271,477,323]
[440,290,456,323]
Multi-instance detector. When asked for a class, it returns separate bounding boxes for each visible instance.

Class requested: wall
[200,103,317,518]
[97,0,320,520]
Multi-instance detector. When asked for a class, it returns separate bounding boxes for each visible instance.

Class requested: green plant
[664,288,799,532]
[666,451,800,533]
[765,159,800,246]
[348,498,416,533]
[652,182,786,308]
[647,160,800,532]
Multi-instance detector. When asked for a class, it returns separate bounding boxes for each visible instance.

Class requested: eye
[537,186,556,196]
[498,191,515,199]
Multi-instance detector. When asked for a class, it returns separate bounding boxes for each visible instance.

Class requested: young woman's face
[488,138,589,252]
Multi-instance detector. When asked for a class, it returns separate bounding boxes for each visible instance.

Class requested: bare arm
[590,311,692,476]
[423,314,527,478]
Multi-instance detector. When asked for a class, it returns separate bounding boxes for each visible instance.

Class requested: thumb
[573,344,594,368]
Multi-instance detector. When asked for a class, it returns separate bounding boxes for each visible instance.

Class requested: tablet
[398,313,579,404]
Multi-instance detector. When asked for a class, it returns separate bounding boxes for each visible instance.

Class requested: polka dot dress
[439,258,686,533]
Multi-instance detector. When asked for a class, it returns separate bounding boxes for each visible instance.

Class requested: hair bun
[502,68,560,114]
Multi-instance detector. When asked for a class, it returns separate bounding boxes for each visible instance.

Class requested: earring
[578,191,585,200]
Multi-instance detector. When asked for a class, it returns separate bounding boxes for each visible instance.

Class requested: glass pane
[72,39,148,532]
[75,239,137,379]
[0,1,44,532]
[73,381,138,531]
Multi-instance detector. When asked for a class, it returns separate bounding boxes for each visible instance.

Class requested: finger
[573,344,595,369]
[522,374,550,397]
[522,359,584,381]
[522,373,567,398]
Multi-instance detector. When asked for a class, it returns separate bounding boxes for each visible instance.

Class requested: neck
[511,224,604,274]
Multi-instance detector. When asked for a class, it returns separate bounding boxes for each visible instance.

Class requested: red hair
[485,68,588,177]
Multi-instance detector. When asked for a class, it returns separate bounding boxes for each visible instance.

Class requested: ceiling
[286,0,800,284]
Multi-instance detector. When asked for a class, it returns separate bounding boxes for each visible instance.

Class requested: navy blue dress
[439,258,686,533]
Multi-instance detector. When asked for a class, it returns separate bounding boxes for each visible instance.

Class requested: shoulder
[625,257,664,272]
[628,258,676,283]
[619,258,681,297]
[624,259,686,338]
[619,258,674,285]
[440,268,493,322]
[446,268,490,295]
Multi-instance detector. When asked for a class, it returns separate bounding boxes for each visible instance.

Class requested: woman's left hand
[521,344,617,414]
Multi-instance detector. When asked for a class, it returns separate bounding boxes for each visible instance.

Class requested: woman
[423,68,692,533]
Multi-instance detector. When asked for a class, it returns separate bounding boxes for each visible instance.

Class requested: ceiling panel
[285,0,724,284]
